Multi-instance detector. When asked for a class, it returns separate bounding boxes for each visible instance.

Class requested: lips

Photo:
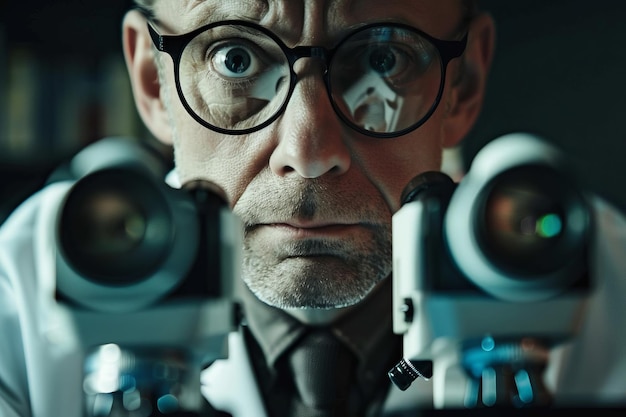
[260,222,364,239]
[244,221,373,262]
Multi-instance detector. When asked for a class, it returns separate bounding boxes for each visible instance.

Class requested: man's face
[148,0,466,309]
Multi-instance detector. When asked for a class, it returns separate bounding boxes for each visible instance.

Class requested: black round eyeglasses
[147,20,467,138]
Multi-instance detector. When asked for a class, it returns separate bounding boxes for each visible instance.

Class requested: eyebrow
[143,1,266,35]
[184,0,270,30]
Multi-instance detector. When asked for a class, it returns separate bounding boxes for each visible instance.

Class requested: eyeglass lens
[178,24,443,135]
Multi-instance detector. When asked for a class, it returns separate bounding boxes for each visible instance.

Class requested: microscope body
[391,133,593,408]
[38,137,242,416]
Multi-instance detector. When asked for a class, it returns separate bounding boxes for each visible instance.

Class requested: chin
[260,290,369,325]
[242,256,389,314]
[257,287,367,309]
[248,275,378,309]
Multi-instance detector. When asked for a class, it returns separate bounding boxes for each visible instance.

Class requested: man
[120,0,493,415]
[1,1,623,416]
[123,0,492,313]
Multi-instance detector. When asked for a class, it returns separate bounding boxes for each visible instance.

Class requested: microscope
[388,133,593,409]
[41,137,242,416]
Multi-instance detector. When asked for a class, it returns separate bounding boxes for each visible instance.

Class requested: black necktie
[287,330,357,416]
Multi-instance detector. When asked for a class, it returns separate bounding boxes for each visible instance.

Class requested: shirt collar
[239,285,306,368]
[332,278,397,365]
[239,277,399,371]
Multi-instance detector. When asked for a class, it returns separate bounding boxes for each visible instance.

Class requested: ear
[122,10,173,145]
[442,12,495,148]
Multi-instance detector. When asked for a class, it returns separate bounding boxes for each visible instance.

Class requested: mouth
[254,221,366,239]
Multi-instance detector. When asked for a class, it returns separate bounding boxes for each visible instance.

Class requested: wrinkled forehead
[154,0,464,46]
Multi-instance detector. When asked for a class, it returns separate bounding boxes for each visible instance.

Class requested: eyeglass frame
[146,19,468,138]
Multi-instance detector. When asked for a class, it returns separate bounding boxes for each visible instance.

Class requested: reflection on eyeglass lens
[177,23,444,135]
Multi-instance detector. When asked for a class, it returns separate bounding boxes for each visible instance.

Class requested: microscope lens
[60,169,173,284]
[476,165,582,277]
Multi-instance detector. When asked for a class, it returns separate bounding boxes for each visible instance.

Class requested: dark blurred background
[1,0,625,223]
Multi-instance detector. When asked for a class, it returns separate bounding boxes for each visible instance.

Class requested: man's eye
[368,46,399,76]
[366,43,434,81]
[362,44,415,79]
[212,44,260,78]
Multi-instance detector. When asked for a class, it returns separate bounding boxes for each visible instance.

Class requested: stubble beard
[235,173,392,309]
[241,235,392,309]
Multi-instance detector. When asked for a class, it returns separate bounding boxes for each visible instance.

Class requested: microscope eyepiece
[475,164,589,278]
[59,167,173,285]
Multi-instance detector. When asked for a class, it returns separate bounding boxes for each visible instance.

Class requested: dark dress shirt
[239,277,403,417]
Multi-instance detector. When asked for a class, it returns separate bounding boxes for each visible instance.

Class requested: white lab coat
[0,181,625,417]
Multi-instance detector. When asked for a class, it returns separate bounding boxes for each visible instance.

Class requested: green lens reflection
[536,213,562,238]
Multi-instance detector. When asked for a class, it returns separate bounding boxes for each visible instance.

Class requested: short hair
[134,0,154,9]
[133,0,156,19]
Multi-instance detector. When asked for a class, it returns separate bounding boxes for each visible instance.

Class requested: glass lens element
[179,24,291,132]
[60,169,172,284]
[479,171,571,276]
[330,26,442,134]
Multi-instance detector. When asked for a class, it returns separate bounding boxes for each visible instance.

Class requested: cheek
[159,68,273,207]
[354,129,444,213]
[170,107,273,206]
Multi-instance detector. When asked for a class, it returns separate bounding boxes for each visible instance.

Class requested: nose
[269,60,351,178]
